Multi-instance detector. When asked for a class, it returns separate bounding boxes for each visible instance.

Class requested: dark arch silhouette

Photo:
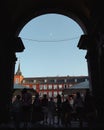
[0,0,104,128]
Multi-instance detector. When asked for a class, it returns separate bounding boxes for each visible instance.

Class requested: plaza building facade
[14,62,89,101]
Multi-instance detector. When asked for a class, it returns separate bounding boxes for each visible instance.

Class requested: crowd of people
[11,88,97,129]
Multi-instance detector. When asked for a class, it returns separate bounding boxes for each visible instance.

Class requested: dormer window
[23,80,25,83]
[15,78,19,84]
[34,80,36,83]
[75,78,77,82]
[44,79,47,83]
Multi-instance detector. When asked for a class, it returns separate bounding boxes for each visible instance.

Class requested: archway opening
[13,13,89,104]
[15,13,88,77]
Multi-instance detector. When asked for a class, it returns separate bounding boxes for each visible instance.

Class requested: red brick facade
[14,63,89,100]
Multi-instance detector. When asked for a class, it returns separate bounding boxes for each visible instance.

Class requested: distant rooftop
[70,80,89,89]
[14,84,27,89]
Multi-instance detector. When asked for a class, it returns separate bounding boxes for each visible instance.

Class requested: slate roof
[70,80,89,89]
[14,84,27,89]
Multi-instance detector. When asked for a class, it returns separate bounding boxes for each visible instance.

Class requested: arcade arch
[0,0,104,126]
[16,13,88,78]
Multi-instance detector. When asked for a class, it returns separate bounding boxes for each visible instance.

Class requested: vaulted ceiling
[0,0,103,37]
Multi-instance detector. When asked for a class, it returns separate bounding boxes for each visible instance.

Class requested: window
[48,84,52,89]
[23,80,25,83]
[32,85,36,90]
[54,85,57,89]
[48,91,52,97]
[49,79,54,83]
[59,84,62,89]
[44,79,47,83]
[67,78,75,83]
[59,91,62,95]
[54,79,57,83]
[54,91,57,97]
[75,78,77,82]
[64,79,67,83]
[34,80,36,83]
[44,85,47,90]
[57,79,64,83]
[40,85,43,90]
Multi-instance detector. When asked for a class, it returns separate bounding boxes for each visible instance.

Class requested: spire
[16,59,22,75]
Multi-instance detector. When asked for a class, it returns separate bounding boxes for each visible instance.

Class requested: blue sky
[15,13,88,77]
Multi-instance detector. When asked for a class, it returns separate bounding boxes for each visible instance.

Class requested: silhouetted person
[48,97,56,125]
[21,88,32,128]
[56,94,62,125]
[12,94,22,129]
[61,98,72,127]
[41,94,48,124]
[74,92,84,128]
[32,93,43,123]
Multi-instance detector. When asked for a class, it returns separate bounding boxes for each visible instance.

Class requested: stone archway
[0,0,104,126]
[14,6,104,126]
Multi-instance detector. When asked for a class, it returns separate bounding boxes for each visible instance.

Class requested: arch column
[95,32,104,124]
[0,37,24,123]
[78,33,104,125]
